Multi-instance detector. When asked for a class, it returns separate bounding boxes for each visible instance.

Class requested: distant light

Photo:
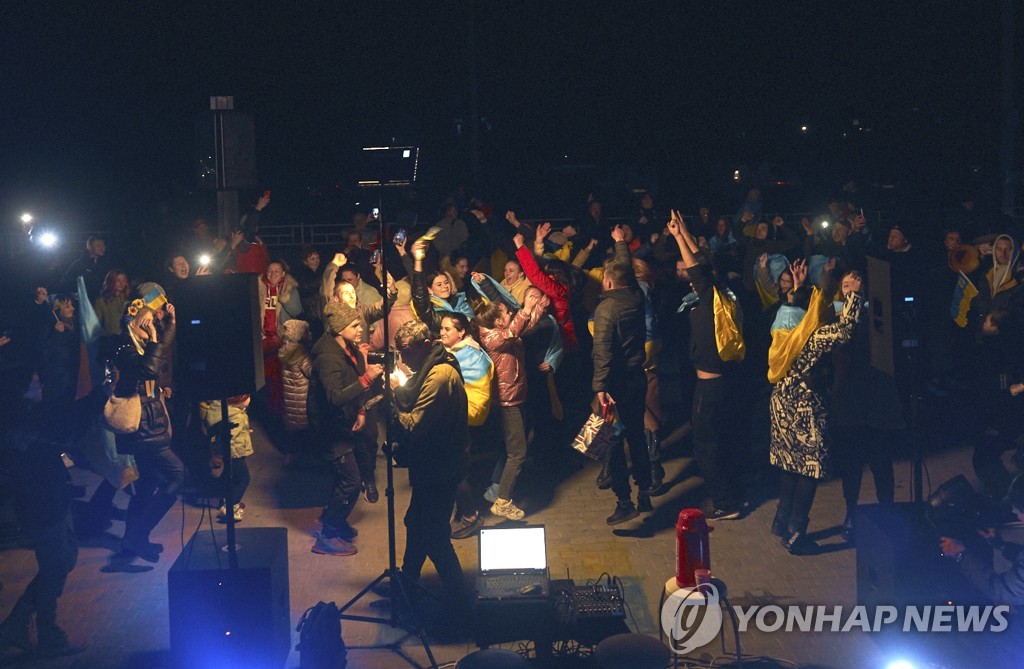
[39,231,58,247]
[821,220,830,229]
[198,254,211,266]
[800,125,808,133]
[20,212,33,224]
[733,170,741,182]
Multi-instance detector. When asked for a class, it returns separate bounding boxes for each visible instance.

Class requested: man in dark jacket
[592,226,652,525]
[392,320,469,620]
[308,301,383,555]
[62,235,112,303]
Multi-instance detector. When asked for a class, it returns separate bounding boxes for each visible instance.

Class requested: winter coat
[393,343,469,487]
[769,293,862,479]
[477,303,541,407]
[279,342,312,431]
[93,295,128,336]
[515,246,577,352]
[259,274,302,338]
[199,400,254,459]
[308,333,371,446]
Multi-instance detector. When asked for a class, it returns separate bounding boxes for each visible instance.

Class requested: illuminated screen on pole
[357,146,419,187]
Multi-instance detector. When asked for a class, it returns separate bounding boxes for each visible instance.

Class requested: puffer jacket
[477,305,541,407]
[279,341,312,431]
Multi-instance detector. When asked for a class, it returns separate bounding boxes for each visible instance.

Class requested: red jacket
[515,246,577,352]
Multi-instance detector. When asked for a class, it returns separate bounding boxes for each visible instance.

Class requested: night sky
[0,2,1017,231]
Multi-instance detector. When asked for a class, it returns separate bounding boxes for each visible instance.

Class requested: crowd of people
[2,185,1024,651]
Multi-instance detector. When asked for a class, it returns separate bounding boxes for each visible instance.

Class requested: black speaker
[856,503,983,609]
[195,111,257,191]
[168,527,290,669]
[173,273,264,399]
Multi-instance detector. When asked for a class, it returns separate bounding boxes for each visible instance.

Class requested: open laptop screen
[479,526,546,572]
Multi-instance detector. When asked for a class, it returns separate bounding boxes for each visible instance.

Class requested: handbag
[103,394,142,434]
[571,409,618,461]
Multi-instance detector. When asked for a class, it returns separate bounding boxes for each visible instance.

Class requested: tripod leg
[338,569,388,615]
[391,570,438,669]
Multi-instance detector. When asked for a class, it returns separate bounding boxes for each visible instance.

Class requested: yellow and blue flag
[950,271,978,328]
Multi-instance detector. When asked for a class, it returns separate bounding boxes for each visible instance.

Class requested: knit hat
[394,279,412,307]
[280,319,309,343]
[323,301,361,336]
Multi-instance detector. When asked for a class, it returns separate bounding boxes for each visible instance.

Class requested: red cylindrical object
[676,508,712,588]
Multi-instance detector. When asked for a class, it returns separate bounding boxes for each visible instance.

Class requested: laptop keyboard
[479,575,541,592]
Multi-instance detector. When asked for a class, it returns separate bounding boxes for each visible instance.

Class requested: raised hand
[611,224,625,243]
[740,209,754,224]
[801,217,814,235]
[773,215,784,228]
[470,271,487,284]
[536,222,551,240]
[513,233,525,249]
[332,252,348,267]
[851,213,867,231]
[505,211,521,228]
[824,257,837,272]
[758,253,769,268]
[789,258,808,288]
[411,241,427,261]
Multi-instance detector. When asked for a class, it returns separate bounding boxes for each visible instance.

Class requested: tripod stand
[336,187,439,669]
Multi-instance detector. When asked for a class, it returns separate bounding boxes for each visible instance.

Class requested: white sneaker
[490,498,525,521]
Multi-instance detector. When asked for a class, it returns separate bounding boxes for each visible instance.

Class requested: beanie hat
[323,301,361,336]
[280,319,309,343]
[394,279,412,307]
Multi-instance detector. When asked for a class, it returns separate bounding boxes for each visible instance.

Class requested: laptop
[476,525,550,600]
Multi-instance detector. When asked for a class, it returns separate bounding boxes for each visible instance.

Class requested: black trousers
[691,376,740,510]
[322,441,361,533]
[126,444,185,543]
[607,379,652,501]
[4,512,78,643]
[834,426,895,510]
[775,470,818,533]
[403,478,466,607]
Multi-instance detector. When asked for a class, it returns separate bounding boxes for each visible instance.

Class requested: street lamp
[20,212,33,224]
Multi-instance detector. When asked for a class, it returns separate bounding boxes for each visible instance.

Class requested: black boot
[606,499,639,525]
[363,478,379,504]
[781,518,818,556]
[637,490,653,513]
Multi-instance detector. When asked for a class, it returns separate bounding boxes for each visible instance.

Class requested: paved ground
[1,399,1019,669]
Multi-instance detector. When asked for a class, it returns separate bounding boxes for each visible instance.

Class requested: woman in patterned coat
[770,268,863,555]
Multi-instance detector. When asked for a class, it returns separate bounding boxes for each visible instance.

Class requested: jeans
[495,405,528,500]
[126,444,185,543]
[321,441,361,533]
[691,377,740,510]
[4,513,78,642]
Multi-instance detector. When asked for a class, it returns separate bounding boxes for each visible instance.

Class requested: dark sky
[0,2,1015,229]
